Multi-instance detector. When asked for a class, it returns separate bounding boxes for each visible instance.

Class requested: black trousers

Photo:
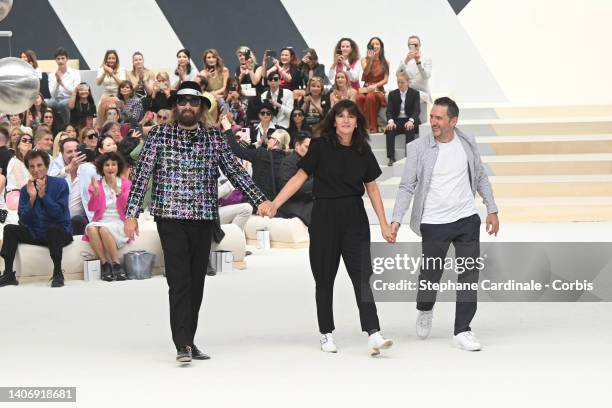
[0,224,73,274]
[418,214,481,335]
[156,218,213,349]
[308,197,380,334]
[385,118,416,160]
[71,215,89,236]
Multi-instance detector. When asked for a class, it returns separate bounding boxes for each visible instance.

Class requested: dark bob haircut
[315,99,370,154]
[95,151,126,177]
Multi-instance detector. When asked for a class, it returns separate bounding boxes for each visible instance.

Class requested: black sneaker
[191,344,211,360]
[50,271,64,288]
[0,271,18,287]
[387,158,395,167]
[176,345,192,363]
[113,263,127,281]
[101,262,114,282]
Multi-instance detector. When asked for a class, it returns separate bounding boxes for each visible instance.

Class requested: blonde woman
[52,131,70,157]
[223,126,290,199]
[199,49,230,99]
[126,51,155,98]
[329,71,358,108]
[299,77,327,126]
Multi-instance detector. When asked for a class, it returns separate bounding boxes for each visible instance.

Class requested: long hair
[316,99,370,154]
[235,46,258,65]
[202,48,225,71]
[364,37,389,76]
[29,93,48,119]
[21,50,39,69]
[76,82,95,106]
[101,50,120,71]
[332,38,360,65]
[280,47,299,67]
[131,51,147,76]
[175,48,193,75]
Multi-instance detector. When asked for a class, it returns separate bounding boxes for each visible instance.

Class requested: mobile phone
[159,82,167,90]
[335,47,342,55]
[367,43,374,51]
[409,44,417,51]
[244,50,251,60]
[268,50,277,58]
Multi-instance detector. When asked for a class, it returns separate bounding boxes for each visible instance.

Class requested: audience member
[148,72,172,113]
[49,137,89,234]
[396,35,432,123]
[218,172,253,232]
[266,47,301,91]
[200,49,230,100]
[5,133,31,210]
[329,71,358,108]
[126,51,155,99]
[0,150,73,288]
[68,82,96,128]
[277,132,313,226]
[9,127,23,149]
[300,77,328,127]
[225,78,249,128]
[225,127,290,199]
[97,135,118,155]
[21,49,51,99]
[51,131,69,158]
[83,152,131,282]
[171,49,198,89]
[0,127,14,178]
[46,47,81,126]
[95,50,126,98]
[29,93,48,127]
[117,81,144,128]
[385,72,420,166]
[260,73,293,129]
[235,46,264,95]
[357,37,389,132]
[79,127,99,151]
[287,108,312,148]
[34,127,54,157]
[328,38,362,90]
[250,101,278,146]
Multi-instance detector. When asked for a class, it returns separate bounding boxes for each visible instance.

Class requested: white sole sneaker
[369,339,393,356]
[368,332,394,356]
[416,310,433,339]
[453,331,483,351]
[320,333,338,353]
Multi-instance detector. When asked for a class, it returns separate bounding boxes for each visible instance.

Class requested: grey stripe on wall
[447,0,471,14]
[0,0,89,68]
[154,0,309,72]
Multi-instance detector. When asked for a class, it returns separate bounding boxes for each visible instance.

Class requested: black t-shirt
[298,136,381,198]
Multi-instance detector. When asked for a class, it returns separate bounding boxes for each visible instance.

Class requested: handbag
[0,208,7,224]
[123,250,156,280]
[219,189,244,207]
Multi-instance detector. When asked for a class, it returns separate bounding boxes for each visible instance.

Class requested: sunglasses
[157,114,168,120]
[268,77,280,82]
[20,138,33,144]
[86,133,98,139]
[292,112,304,117]
[177,96,202,107]
[259,111,272,116]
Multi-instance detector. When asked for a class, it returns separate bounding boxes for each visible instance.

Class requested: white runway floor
[0,223,611,407]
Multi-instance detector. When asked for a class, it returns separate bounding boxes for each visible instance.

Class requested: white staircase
[365,104,612,224]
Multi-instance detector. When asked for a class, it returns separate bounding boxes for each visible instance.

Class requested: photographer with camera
[200,49,230,100]
[328,38,362,90]
[357,37,389,133]
[294,48,328,100]
[260,72,293,129]
[397,35,432,113]
[265,47,301,91]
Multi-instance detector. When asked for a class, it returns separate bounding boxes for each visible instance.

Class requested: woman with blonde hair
[199,49,230,99]
[52,131,70,157]
[329,71,357,108]
[79,126,99,151]
[299,76,327,126]
[126,51,155,98]
[224,124,289,199]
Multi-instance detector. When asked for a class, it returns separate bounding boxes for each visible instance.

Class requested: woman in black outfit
[224,127,290,200]
[268,100,395,356]
[287,108,312,148]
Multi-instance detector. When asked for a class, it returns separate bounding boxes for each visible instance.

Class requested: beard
[174,106,200,127]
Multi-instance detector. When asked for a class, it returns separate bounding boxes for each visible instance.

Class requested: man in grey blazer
[390,97,499,351]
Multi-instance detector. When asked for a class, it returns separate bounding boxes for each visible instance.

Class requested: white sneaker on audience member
[454,331,482,351]
[367,332,393,356]
[416,310,433,339]
[320,333,337,353]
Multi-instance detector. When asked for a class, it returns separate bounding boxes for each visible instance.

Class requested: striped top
[126,123,266,220]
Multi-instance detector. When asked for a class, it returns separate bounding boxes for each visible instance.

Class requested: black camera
[244,50,251,60]
[335,47,342,55]
[367,43,374,51]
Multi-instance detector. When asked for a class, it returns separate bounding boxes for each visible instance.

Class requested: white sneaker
[453,331,482,351]
[367,332,393,356]
[416,310,433,339]
[320,333,338,353]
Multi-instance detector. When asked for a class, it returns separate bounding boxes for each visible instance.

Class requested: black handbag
[0,209,7,224]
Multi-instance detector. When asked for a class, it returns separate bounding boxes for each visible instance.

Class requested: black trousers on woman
[156,218,213,349]
[308,196,380,334]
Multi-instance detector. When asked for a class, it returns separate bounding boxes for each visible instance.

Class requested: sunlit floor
[0,222,610,408]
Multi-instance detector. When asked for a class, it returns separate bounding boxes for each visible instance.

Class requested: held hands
[381,222,397,243]
[257,200,277,218]
[124,218,139,241]
[486,213,500,236]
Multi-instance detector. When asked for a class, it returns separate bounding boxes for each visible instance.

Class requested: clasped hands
[257,200,277,217]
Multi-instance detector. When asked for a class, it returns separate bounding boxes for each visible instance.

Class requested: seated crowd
[0,34,432,287]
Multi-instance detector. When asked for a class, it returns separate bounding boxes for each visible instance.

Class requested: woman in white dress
[83,152,132,282]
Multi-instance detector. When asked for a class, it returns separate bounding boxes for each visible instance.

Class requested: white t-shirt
[421,133,477,224]
[69,175,84,217]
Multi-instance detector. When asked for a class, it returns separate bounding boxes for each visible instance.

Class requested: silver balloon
[0,0,12,22]
[0,57,40,115]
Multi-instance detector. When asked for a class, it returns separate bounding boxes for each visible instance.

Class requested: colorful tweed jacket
[126,123,266,220]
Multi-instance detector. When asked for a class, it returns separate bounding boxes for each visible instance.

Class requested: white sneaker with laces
[454,331,482,351]
[320,333,338,353]
[416,310,433,339]
[367,332,393,356]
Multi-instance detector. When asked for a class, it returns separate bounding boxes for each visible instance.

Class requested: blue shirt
[18,176,72,240]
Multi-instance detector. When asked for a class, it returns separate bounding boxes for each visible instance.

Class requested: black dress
[297,136,382,334]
